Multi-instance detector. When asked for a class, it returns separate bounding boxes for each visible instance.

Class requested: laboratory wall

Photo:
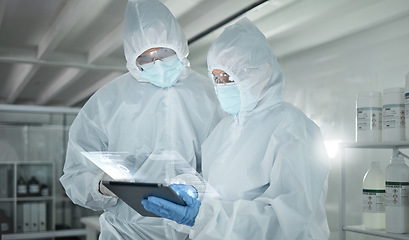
[280,12,408,240]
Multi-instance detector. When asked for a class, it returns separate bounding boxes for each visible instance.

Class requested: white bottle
[405,72,409,140]
[362,161,385,229]
[383,87,405,142]
[385,154,409,233]
[356,92,382,142]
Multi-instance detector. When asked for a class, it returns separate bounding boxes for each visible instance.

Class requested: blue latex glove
[142,184,201,226]
[170,184,198,199]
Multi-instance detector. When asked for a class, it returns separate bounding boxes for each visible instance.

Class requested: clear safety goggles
[136,48,177,70]
[209,70,234,85]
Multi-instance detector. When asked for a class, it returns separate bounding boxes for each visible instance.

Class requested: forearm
[60,136,117,211]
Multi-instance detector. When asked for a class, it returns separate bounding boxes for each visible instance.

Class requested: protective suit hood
[124,0,189,80]
[207,18,284,114]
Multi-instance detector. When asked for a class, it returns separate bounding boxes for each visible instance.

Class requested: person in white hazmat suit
[59,0,222,239]
[142,18,330,239]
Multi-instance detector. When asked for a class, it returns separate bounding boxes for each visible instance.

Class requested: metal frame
[1,229,86,240]
[0,104,80,114]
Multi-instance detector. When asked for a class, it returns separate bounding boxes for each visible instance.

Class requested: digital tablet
[102,181,186,217]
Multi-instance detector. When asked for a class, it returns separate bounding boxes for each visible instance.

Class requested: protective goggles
[136,48,177,70]
[209,70,234,85]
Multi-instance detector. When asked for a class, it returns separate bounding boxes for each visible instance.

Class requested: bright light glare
[324,140,341,159]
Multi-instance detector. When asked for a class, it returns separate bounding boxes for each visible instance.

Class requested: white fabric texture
[123,0,189,82]
[190,18,330,239]
[59,0,222,239]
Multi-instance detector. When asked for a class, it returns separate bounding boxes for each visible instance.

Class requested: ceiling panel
[57,0,127,54]
[50,70,111,103]
[0,0,408,108]
[0,62,13,90]
[18,66,68,101]
[0,0,65,49]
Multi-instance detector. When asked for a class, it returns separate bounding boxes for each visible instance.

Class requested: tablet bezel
[102,181,186,217]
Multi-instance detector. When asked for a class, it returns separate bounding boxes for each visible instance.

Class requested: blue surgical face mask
[141,57,183,88]
[216,84,241,115]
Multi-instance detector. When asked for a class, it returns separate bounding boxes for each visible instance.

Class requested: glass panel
[17,163,53,198]
[0,125,25,162]
[0,202,13,233]
[0,105,96,234]
[0,164,14,198]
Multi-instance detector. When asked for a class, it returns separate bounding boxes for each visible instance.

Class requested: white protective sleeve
[60,111,118,211]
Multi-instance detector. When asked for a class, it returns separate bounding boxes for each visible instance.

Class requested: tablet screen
[102,181,186,217]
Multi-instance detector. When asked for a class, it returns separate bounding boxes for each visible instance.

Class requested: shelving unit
[0,161,55,234]
[339,141,409,240]
[0,105,102,238]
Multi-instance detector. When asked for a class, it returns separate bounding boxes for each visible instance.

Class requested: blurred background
[1,0,409,239]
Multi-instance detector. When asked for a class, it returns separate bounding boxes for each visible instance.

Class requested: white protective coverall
[59,0,222,239]
[189,18,330,239]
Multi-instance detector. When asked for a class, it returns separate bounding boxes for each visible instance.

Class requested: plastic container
[405,73,409,140]
[40,184,49,196]
[27,176,40,196]
[356,92,382,142]
[0,209,12,234]
[385,154,409,233]
[382,88,405,142]
[16,176,27,197]
[362,161,385,229]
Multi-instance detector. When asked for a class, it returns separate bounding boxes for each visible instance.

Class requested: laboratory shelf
[0,198,14,202]
[16,196,53,201]
[343,225,409,240]
[340,141,409,148]
[54,197,73,202]
[339,141,409,240]
[0,106,87,236]
[0,161,55,233]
